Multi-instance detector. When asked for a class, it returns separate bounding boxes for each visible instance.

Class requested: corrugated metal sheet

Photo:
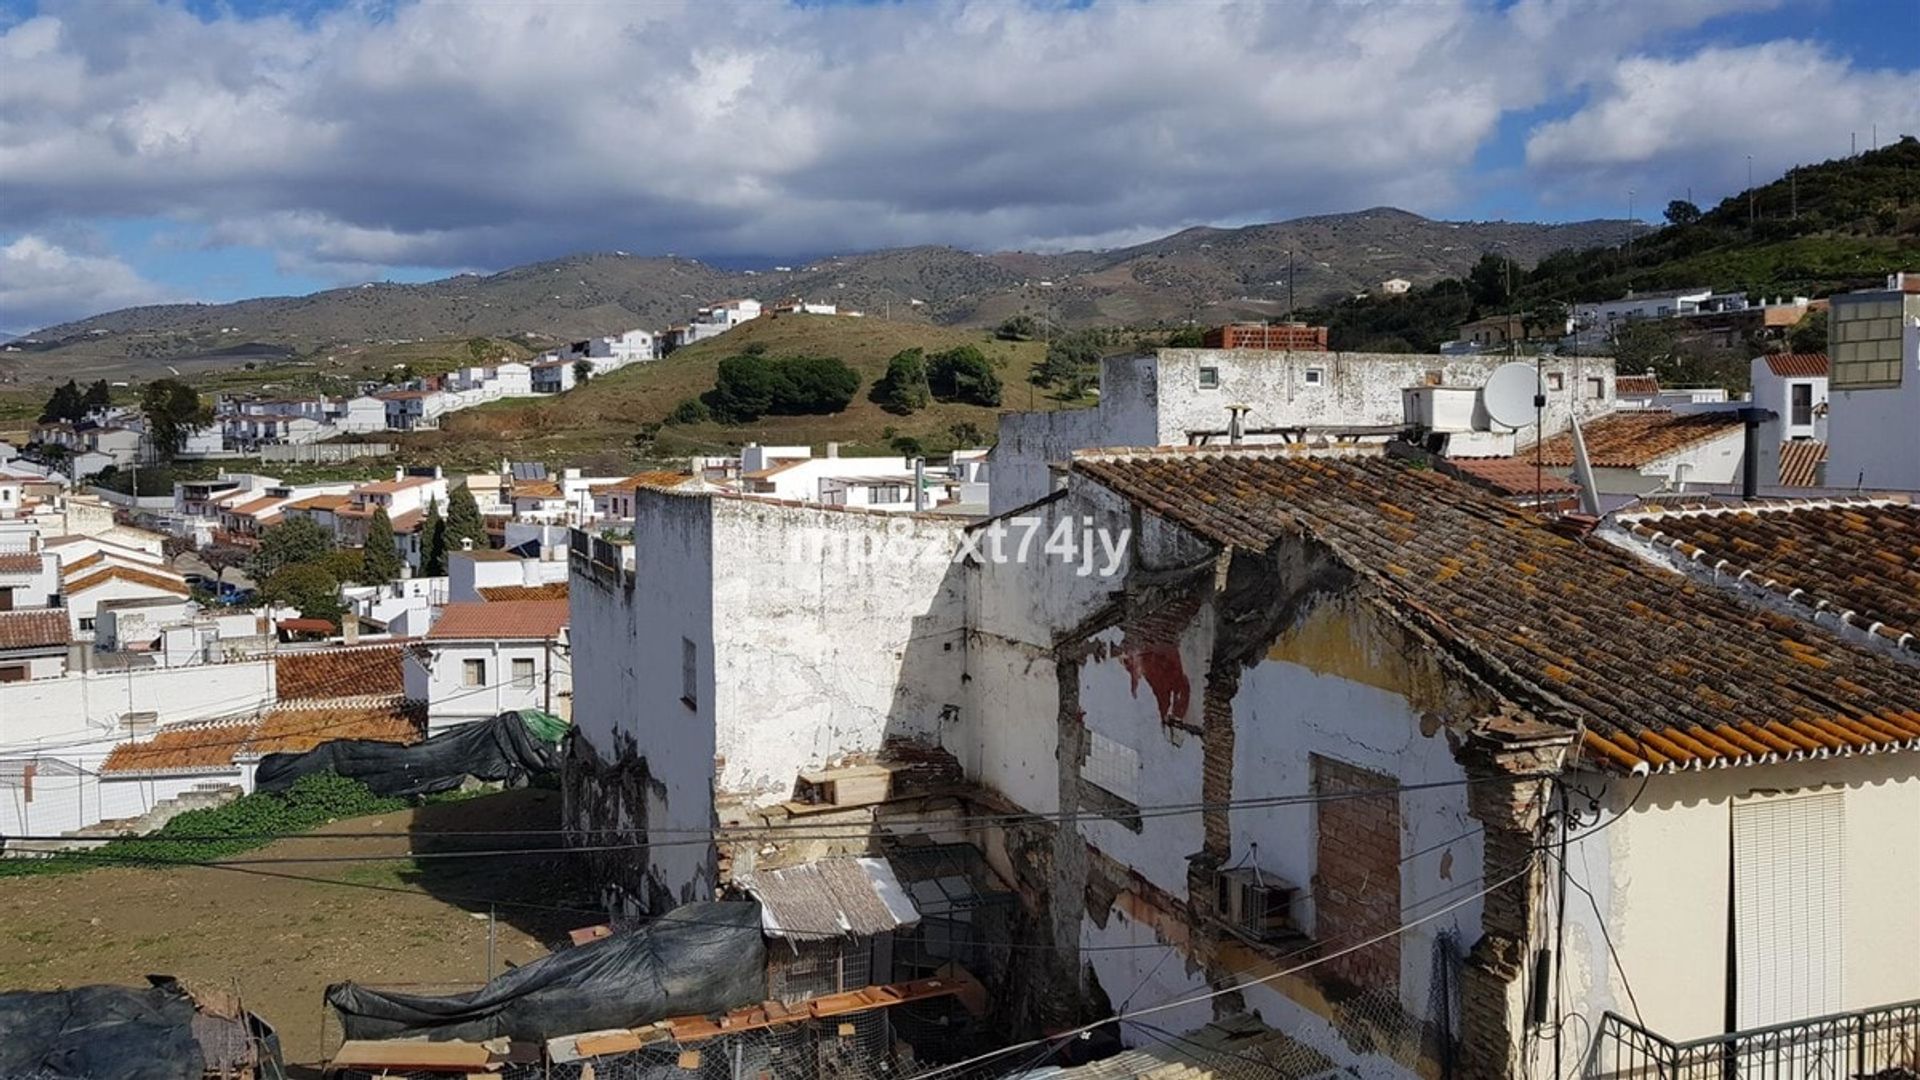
[751,856,920,940]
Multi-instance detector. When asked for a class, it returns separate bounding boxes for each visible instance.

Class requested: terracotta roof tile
[428,600,568,640]
[1764,353,1829,378]
[1615,375,1660,395]
[275,642,407,701]
[100,699,425,774]
[1619,501,1919,647]
[286,493,352,512]
[0,608,70,650]
[226,496,283,517]
[1443,456,1580,497]
[1073,449,1920,775]
[589,471,695,497]
[0,552,45,575]
[477,583,570,601]
[64,565,190,597]
[1533,411,1744,469]
[1778,441,1827,486]
[511,481,564,500]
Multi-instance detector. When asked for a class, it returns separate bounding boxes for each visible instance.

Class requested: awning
[748,856,920,941]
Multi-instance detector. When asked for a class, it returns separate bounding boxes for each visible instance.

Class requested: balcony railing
[1586,1000,1919,1080]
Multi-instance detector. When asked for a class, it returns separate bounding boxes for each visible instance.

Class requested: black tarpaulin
[0,982,202,1080]
[253,710,560,797]
[326,901,768,1043]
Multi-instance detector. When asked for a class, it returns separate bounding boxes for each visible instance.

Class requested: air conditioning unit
[1216,866,1297,942]
[1402,386,1481,433]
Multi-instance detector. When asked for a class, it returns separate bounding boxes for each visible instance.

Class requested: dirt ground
[0,787,599,1068]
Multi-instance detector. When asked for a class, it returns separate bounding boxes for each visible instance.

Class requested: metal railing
[1585,1000,1920,1080]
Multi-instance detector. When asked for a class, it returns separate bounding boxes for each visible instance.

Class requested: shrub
[709,353,861,422]
[927,345,1001,406]
[873,348,931,414]
[666,397,710,425]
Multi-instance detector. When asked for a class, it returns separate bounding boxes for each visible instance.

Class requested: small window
[1424,370,1443,387]
[512,658,536,689]
[1587,377,1605,400]
[1304,368,1325,386]
[1197,366,1220,390]
[79,618,95,632]
[463,658,486,687]
[1790,383,1814,426]
[871,486,907,505]
[1546,372,1565,392]
[681,637,698,709]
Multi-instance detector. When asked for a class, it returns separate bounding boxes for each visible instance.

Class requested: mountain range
[7,209,1636,375]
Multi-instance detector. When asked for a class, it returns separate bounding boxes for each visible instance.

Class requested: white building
[376,389,450,431]
[1824,272,1920,492]
[446,549,567,603]
[530,359,577,394]
[1530,408,1748,495]
[990,348,1618,513]
[0,547,62,613]
[565,444,1920,1080]
[405,600,570,733]
[0,608,72,682]
[334,395,390,434]
[1573,286,1715,334]
[1378,277,1412,295]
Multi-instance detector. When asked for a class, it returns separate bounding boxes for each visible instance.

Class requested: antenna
[1482,362,1541,430]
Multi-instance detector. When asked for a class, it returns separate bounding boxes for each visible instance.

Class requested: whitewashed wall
[0,660,275,748]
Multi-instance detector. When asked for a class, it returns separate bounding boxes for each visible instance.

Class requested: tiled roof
[226,496,283,517]
[1778,441,1827,486]
[1615,375,1660,395]
[1533,411,1744,468]
[428,599,568,640]
[275,642,407,701]
[588,471,695,497]
[743,459,807,481]
[1072,449,1920,775]
[286,494,352,512]
[357,477,435,494]
[100,699,424,775]
[1764,353,1829,378]
[0,608,70,650]
[1617,501,1919,650]
[1443,456,1580,498]
[64,565,190,597]
[511,481,564,499]
[0,552,45,575]
[477,583,570,601]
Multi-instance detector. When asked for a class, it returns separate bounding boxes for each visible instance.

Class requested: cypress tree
[420,497,448,576]
[362,507,403,583]
[445,484,488,552]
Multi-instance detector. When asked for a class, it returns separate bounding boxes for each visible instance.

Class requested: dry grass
[422,313,1079,463]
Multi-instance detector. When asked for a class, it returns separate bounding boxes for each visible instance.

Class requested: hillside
[1307,138,1920,353]
[8,209,1632,379]
[406,314,1062,469]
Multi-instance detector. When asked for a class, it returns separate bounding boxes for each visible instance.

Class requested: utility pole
[1791,169,1797,220]
[543,635,553,714]
[1286,248,1295,322]
[1747,155,1755,224]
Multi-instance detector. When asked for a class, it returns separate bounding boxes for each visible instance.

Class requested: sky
[0,0,1915,335]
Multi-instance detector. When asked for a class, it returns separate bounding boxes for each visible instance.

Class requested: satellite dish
[1483,362,1542,429]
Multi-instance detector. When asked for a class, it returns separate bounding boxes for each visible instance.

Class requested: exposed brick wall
[1312,753,1402,992]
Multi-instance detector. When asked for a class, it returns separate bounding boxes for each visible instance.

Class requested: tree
[709,353,781,422]
[467,337,496,365]
[1032,332,1100,388]
[39,380,84,423]
[362,507,404,583]
[260,563,344,626]
[1664,200,1702,226]
[927,345,1001,406]
[420,497,448,577]
[82,380,113,413]
[891,435,925,458]
[139,378,212,460]
[445,485,488,553]
[252,516,336,580]
[873,348,931,414]
[1164,326,1207,348]
[948,421,987,447]
[1788,309,1829,354]
[1465,253,1513,310]
[771,355,860,414]
[995,314,1038,341]
[573,358,595,385]
[323,549,366,585]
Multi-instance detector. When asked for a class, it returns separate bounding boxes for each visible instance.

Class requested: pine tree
[420,497,448,576]
[82,380,113,413]
[362,507,403,583]
[445,484,488,552]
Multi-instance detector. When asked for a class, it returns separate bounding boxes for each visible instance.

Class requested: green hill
[1310,137,1920,353]
[413,314,1067,468]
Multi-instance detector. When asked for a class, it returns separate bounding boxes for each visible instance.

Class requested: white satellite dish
[1482,362,1542,429]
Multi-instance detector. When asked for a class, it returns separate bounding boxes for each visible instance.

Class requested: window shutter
[1732,791,1844,1029]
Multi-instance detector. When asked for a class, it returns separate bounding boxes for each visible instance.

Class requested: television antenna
[1481,361,1541,430]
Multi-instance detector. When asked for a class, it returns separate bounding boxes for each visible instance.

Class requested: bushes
[0,772,408,878]
[873,348,931,414]
[926,345,1001,406]
[708,352,862,422]
[666,397,710,425]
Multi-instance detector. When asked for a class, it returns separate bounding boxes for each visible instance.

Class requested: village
[1,262,1916,1079]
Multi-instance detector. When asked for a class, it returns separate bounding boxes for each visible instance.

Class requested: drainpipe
[912,458,927,511]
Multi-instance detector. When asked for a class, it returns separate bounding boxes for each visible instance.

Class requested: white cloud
[0,234,180,333]
[0,0,1904,302]
[1525,40,1920,201]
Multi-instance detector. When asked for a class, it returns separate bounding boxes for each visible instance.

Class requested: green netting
[515,709,570,744]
